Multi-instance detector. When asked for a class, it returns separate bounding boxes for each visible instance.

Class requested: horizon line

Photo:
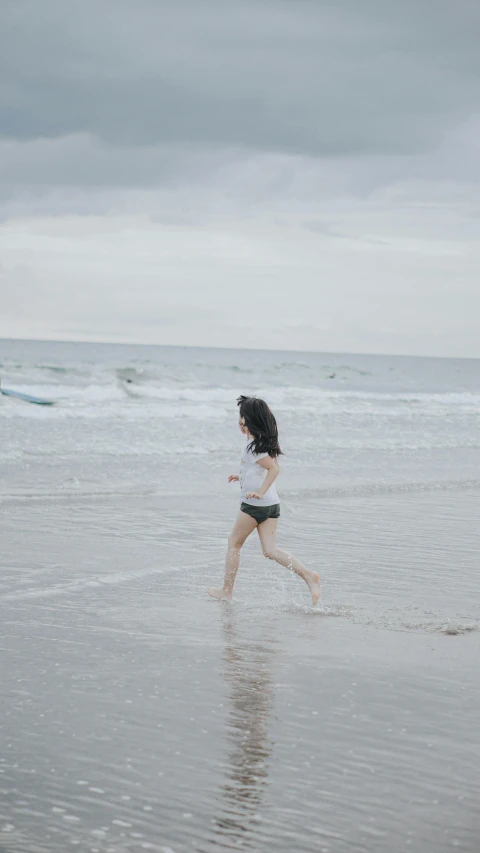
[0,335,479,362]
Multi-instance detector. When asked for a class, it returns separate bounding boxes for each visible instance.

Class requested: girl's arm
[246,456,279,499]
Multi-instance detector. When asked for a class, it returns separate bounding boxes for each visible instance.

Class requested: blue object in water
[0,388,54,406]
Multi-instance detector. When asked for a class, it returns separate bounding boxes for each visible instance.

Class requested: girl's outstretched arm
[245,456,279,499]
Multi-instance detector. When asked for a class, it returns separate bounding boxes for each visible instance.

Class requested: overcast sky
[1,0,480,356]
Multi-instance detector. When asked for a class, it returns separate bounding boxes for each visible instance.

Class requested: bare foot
[207,587,232,601]
[306,572,321,605]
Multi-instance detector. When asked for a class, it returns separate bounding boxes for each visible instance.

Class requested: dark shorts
[240,502,280,525]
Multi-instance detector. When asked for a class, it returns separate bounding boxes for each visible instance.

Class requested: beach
[1,340,479,852]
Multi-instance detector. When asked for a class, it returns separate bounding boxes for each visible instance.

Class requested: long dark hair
[237,395,282,458]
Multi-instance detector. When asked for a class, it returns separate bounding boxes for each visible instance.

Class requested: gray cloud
[2,0,480,162]
[1,0,480,357]
[1,114,479,215]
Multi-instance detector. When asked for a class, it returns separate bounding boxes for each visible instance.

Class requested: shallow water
[1,489,479,852]
[1,340,479,851]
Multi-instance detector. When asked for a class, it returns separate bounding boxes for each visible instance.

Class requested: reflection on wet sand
[205,610,277,851]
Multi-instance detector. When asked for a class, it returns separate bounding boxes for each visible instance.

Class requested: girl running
[207,395,320,604]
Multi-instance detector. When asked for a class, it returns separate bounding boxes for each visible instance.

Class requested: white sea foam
[3,381,480,414]
[0,448,24,461]
[1,564,179,601]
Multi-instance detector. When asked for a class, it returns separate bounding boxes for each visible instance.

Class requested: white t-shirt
[239,442,279,507]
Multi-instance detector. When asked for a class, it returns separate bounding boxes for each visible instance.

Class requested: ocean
[1,338,479,852]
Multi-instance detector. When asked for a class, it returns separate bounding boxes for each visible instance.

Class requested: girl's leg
[207,511,258,600]
[257,519,321,605]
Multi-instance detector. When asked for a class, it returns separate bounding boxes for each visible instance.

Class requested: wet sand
[1,490,479,852]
